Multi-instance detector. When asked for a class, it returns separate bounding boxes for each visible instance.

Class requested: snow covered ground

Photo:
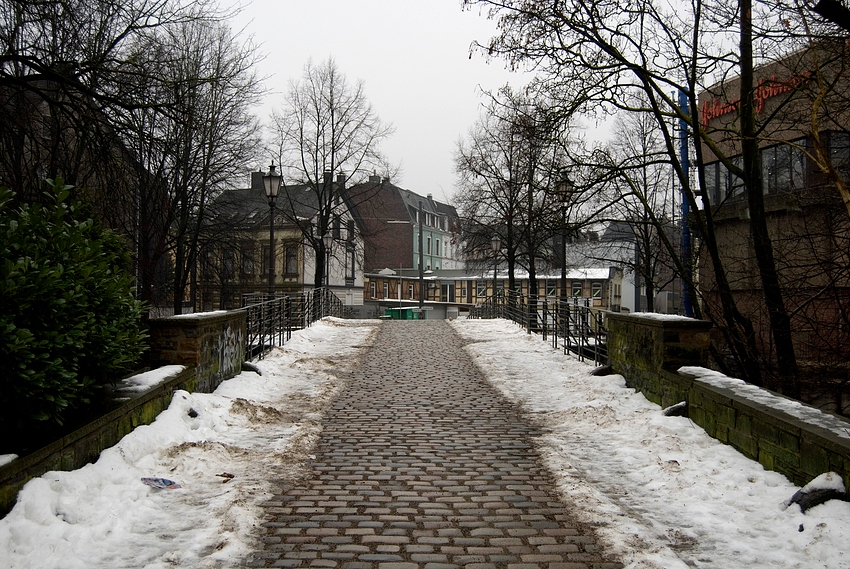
[448,319,850,569]
[0,318,378,569]
[1,317,848,568]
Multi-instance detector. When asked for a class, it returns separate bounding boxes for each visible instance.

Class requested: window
[729,156,745,199]
[461,286,467,301]
[705,162,718,204]
[261,244,270,276]
[333,215,341,239]
[441,284,454,302]
[346,243,355,281]
[370,281,376,299]
[346,219,355,241]
[546,281,556,297]
[202,251,214,279]
[241,243,253,275]
[383,282,389,299]
[829,131,850,178]
[427,236,432,255]
[223,248,236,279]
[572,281,583,297]
[408,283,415,300]
[591,282,603,298]
[284,244,298,275]
[759,139,808,195]
[762,144,793,194]
[477,282,487,298]
[41,113,53,142]
[435,239,441,257]
[790,140,806,190]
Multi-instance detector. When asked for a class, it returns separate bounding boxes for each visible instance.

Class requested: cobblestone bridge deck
[249,320,622,569]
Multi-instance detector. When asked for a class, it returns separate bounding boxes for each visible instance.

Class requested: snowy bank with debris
[0,318,377,569]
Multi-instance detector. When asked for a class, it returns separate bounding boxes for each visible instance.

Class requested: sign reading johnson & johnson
[700,71,813,127]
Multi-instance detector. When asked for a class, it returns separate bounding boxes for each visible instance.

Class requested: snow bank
[0,318,378,569]
[450,318,850,569]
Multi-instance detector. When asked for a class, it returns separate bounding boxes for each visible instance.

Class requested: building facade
[362,267,624,318]
[697,42,850,367]
[197,172,364,310]
[347,176,462,273]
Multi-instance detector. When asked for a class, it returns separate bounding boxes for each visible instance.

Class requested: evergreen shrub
[0,181,147,429]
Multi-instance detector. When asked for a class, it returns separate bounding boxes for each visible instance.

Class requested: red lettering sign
[700,71,813,127]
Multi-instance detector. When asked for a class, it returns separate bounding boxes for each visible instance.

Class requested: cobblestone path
[248,320,621,569]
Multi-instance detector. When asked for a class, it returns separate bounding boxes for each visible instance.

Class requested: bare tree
[461,0,811,389]
[0,0,261,317]
[0,0,222,200]
[455,89,529,294]
[456,85,603,326]
[115,17,262,313]
[270,58,394,289]
[587,107,681,313]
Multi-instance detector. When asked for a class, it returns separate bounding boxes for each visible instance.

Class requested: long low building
[362,267,625,319]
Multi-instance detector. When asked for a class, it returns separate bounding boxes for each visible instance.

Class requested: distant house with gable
[197,171,364,310]
[347,175,463,274]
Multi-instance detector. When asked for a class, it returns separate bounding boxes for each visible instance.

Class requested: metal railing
[240,287,347,360]
[469,291,608,366]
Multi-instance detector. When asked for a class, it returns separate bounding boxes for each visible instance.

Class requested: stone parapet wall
[680,369,850,488]
[607,312,712,406]
[607,312,850,489]
[0,367,195,517]
[147,310,246,393]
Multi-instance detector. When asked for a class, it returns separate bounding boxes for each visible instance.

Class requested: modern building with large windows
[697,42,850,370]
[362,266,624,319]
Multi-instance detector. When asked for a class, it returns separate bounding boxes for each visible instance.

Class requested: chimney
[251,171,264,190]
[369,173,382,183]
[336,171,346,189]
[323,170,333,187]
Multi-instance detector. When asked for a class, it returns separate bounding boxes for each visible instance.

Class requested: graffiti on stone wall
[218,323,244,378]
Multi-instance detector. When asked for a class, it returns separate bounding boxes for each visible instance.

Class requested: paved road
[248,320,622,569]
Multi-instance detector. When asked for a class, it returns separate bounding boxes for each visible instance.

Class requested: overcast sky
[229,0,527,203]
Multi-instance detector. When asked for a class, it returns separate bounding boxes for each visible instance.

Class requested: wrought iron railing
[240,287,347,359]
[469,291,608,366]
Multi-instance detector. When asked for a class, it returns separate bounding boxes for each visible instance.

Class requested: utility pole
[679,90,694,317]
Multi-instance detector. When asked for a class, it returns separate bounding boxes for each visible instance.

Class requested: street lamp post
[263,162,282,298]
[557,173,572,305]
[557,173,572,341]
[490,235,501,312]
[323,232,333,288]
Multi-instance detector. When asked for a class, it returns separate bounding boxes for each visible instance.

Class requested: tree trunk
[740,0,799,395]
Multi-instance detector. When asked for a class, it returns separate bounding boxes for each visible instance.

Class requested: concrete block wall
[607,312,850,489]
[1,310,247,517]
